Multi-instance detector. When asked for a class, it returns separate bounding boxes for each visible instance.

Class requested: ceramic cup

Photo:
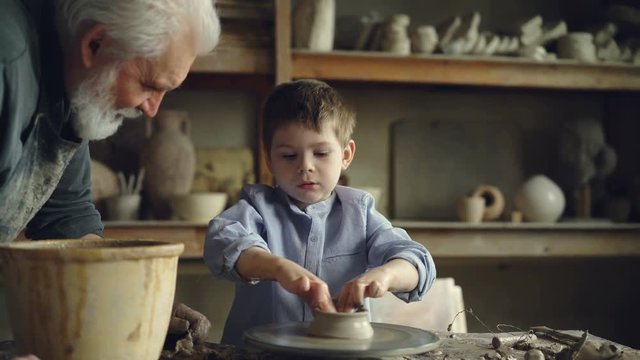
[457,196,485,223]
[308,310,374,339]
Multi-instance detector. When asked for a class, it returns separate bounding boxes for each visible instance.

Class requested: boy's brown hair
[261,79,355,155]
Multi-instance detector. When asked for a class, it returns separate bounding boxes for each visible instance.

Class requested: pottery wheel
[243,322,440,358]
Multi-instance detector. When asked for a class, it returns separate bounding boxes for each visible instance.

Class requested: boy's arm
[237,247,336,312]
[335,258,417,312]
[333,191,436,312]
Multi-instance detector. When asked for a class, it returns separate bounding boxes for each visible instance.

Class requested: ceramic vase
[141,110,196,219]
[513,175,566,223]
[292,0,335,51]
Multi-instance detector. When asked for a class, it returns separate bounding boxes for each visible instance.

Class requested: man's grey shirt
[0,0,103,241]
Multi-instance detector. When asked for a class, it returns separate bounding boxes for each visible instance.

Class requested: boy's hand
[336,259,420,312]
[275,260,337,313]
[335,266,392,312]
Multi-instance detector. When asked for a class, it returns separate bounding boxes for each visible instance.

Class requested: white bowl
[308,310,374,339]
[171,192,228,222]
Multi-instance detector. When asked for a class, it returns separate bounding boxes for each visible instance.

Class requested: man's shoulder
[0,0,30,64]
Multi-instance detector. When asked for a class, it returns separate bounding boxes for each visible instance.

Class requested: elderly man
[0,0,220,357]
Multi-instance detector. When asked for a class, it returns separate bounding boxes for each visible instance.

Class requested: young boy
[204,79,436,345]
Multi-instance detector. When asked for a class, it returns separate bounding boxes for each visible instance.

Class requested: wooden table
[157,330,639,359]
[1,330,636,359]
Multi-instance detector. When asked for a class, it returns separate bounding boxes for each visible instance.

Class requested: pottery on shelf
[471,185,505,221]
[513,175,566,223]
[0,239,183,360]
[90,160,120,215]
[308,310,374,340]
[106,194,142,221]
[141,110,196,219]
[171,192,228,223]
[456,196,485,223]
[292,0,335,51]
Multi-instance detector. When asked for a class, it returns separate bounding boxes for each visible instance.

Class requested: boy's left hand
[335,266,391,312]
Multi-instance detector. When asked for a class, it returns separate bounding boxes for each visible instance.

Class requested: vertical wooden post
[258,0,292,184]
[275,0,292,85]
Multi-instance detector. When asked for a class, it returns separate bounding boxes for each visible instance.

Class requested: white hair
[56,0,220,59]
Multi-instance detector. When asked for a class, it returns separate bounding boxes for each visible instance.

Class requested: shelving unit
[184,0,640,214]
[164,1,640,346]
[291,50,640,91]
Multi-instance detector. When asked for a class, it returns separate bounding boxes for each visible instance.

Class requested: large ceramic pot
[513,175,566,223]
[141,110,196,219]
[0,239,184,360]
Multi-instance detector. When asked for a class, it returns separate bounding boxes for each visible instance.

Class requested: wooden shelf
[190,47,273,75]
[102,221,640,259]
[291,50,640,91]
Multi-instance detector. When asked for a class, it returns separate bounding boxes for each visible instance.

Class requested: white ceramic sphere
[513,175,566,223]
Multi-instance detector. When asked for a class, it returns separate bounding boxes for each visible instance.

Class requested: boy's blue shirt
[204,184,436,345]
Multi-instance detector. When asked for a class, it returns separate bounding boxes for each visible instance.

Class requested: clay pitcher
[141,110,195,219]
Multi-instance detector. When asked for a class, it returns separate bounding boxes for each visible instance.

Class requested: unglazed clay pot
[308,310,374,339]
[513,175,566,223]
[141,110,195,219]
[0,239,184,360]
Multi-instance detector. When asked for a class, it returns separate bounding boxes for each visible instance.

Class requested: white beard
[70,65,142,140]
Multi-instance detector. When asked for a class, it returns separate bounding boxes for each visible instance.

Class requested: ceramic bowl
[171,192,228,222]
[308,310,374,340]
[0,239,184,360]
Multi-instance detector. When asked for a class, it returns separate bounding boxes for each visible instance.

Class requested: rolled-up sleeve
[363,194,436,303]
[204,198,270,282]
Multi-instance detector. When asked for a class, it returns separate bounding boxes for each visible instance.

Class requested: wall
[25,0,632,350]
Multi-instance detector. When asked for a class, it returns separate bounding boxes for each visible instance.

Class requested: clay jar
[141,110,196,219]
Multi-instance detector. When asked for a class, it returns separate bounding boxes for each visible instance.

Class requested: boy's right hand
[236,247,336,313]
[275,259,337,313]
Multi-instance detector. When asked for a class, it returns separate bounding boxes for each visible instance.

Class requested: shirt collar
[274,186,337,216]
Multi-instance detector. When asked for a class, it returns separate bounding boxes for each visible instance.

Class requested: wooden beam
[274,0,292,85]
[191,47,273,74]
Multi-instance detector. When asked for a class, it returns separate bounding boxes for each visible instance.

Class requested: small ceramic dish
[307,310,374,339]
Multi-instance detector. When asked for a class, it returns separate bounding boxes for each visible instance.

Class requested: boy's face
[269,122,355,210]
